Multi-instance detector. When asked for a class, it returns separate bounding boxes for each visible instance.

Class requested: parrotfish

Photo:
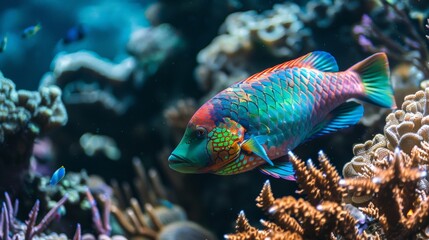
[49,166,65,186]
[22,23,42,39]
[169,51,395,180]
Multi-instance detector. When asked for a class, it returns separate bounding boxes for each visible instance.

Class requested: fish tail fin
[348,52,396,109]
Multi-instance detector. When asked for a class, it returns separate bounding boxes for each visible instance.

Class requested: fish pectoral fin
[241,136,274,166]
[306,101,364,142]
[259,161,295,180]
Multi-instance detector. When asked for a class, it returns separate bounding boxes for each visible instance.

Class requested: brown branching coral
[226,152,361,240]
[342,149,429,239]
[227,147,429,239]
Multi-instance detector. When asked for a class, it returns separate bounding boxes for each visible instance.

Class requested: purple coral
[0,193,68,239]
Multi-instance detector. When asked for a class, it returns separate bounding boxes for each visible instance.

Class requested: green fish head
[169,118,245,174]
[168,125,211,173]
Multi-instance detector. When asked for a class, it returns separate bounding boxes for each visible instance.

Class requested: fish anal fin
[306,101,364,141]
[241,136,274,166]
[259,161,295,180]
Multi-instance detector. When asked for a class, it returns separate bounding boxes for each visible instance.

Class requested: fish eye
[195,127,207,139]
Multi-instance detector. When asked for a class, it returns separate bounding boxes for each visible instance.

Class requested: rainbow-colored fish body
[169,51,395,180]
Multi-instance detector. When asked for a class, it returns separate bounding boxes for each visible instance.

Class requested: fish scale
[169,51,395,179]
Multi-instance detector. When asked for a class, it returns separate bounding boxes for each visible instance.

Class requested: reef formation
[1,0,429,239]
[226,88,429,239]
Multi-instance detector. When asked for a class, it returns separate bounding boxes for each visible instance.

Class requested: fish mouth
[168,154,199,173]
[168,154,189,165]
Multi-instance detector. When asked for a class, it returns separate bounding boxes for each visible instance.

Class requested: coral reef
[0,193,70,239]
[20,170,113,237]
[226,152,360,239]
[342,149,429,239]
[2,1,422,239]
[227,149,429,239]
[0,75,67,191]
[344,88,429,181]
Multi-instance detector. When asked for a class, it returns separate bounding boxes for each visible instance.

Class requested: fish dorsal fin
[241,136,274,166]
[245,51,339,82]
[306,101,363,142]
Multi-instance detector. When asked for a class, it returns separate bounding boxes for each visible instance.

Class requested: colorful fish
[168,51,395,180]
[0,36,7,53]
[22,23,42,39]
[49,166,65,185]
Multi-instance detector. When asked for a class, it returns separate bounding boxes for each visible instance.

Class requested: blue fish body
[50,166,65,185]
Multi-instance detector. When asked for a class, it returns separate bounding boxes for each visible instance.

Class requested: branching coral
[0,193,69,240]
[226,152,361,240]
[227,148,429,239]
[23,170,113,237]
[342,149,429,239]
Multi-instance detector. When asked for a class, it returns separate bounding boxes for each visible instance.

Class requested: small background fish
[169,51,395,180]
[22,23,42,39]
[49,166,66,185]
